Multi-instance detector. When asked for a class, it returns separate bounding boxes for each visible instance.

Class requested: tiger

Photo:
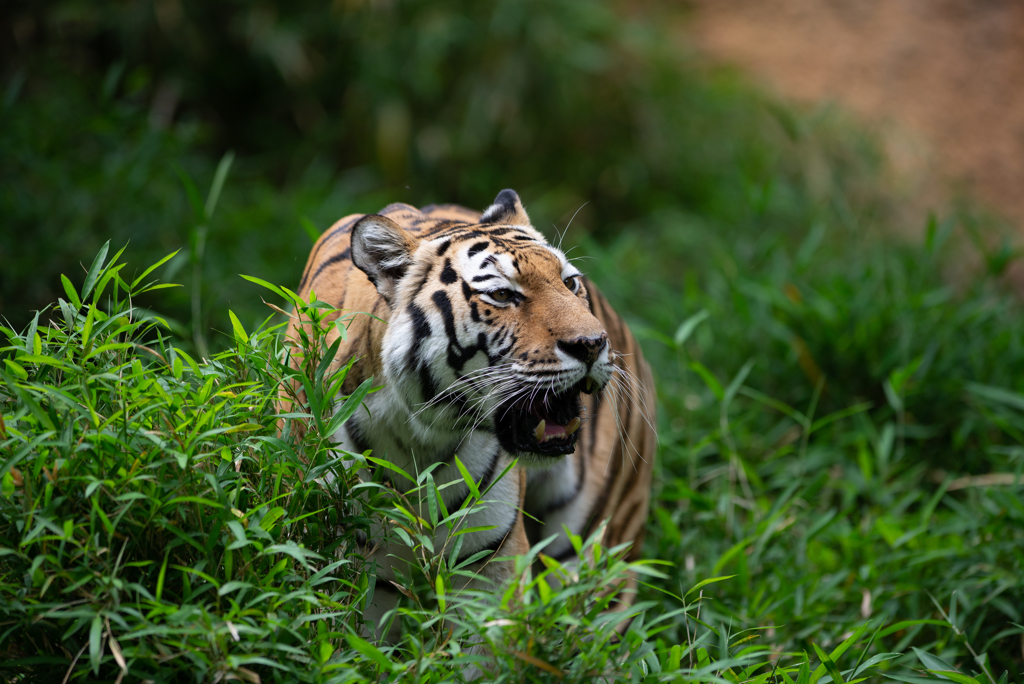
[283,189,655,635]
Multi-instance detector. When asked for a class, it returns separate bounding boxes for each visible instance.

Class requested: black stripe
[430,219,463,231]
[419,365,437,403]
[468,241,489,257]
[405,303,431,369]
[487,227,529,237]
[432,226,528,241]
[432,289,459,360]
[432,290,488,371]
[589,393,602,458]
[518,368,569,377]
[472,274,497,282]
[307,248,351,291]
[374,578,399,593]
[406,303,437,402]
[440,258,457,284]
[584,276,598,314]
[347,419,371,454]
[436,239,452,256]
[299,216,360,291]
[494,338,516,359]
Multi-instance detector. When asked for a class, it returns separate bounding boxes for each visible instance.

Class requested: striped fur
[284,190,655,631]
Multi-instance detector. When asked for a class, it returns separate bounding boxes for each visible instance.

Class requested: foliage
[0,248,903,682]
[2,0,881,334]
[0,245,371,681]
[582,207,1024,680]
[4,0,1024,681]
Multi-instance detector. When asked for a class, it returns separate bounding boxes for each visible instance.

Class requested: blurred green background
[4,0,1024,676]
[2,0,857,336]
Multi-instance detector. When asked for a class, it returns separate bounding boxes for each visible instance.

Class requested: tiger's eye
[564,276,578,292]
[490,289,513,302]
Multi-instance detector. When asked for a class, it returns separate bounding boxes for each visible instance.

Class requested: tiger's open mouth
[495,379,593,456]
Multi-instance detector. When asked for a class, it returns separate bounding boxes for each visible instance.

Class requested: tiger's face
[350,190,612,462]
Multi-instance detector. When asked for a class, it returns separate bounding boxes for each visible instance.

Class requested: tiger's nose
[557,333,608,365]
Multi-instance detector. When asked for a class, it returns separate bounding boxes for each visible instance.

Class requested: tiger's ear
[350,214,422,305]
[480,188,531,226]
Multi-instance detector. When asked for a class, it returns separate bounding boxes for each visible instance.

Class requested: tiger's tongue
[535,422,567,442]
[544,423,568,438]
[534,419,576,442]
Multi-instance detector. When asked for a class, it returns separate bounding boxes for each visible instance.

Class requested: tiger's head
[350,189,612,462]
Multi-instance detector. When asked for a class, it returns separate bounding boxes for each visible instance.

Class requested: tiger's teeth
[566,417,581,435]
[534,420,546,442]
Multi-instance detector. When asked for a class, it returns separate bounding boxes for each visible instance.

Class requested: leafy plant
[0,247,923,682]
[5,0,1024,680]
[0,246,377,681]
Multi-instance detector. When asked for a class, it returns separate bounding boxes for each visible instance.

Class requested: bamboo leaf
[690,360,724,400]
[82,241,110,301]
[61,275,82,308]
[228,310,249,345]
[89,614,103,675]
[812,643,845,684]
[345,633,394,672]
[674,309,710,347]
[685,575,735,597]
[205,151,235,219]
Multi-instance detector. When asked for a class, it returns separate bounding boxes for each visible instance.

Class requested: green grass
[585,220,1024,679]
[4,180,1024,684]
[0,247,806,683]
[0,247,646,682]
[4,0,1024,680]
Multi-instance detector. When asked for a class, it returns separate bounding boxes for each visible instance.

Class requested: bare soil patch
[685,0,1024,227]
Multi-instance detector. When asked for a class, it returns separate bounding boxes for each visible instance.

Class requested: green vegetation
[0,249,672,681]
[3,0,1024,681]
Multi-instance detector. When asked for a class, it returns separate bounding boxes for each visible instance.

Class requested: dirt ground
[684,0,1024,227]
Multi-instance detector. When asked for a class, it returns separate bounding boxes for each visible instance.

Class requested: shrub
[0,248,698,681]
[0,246,928,682]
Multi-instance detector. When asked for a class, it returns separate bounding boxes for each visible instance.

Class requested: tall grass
[4,0,1024,680]
[4,215,1024,681]
[0,247,760,682]
[580,197,1024,680]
